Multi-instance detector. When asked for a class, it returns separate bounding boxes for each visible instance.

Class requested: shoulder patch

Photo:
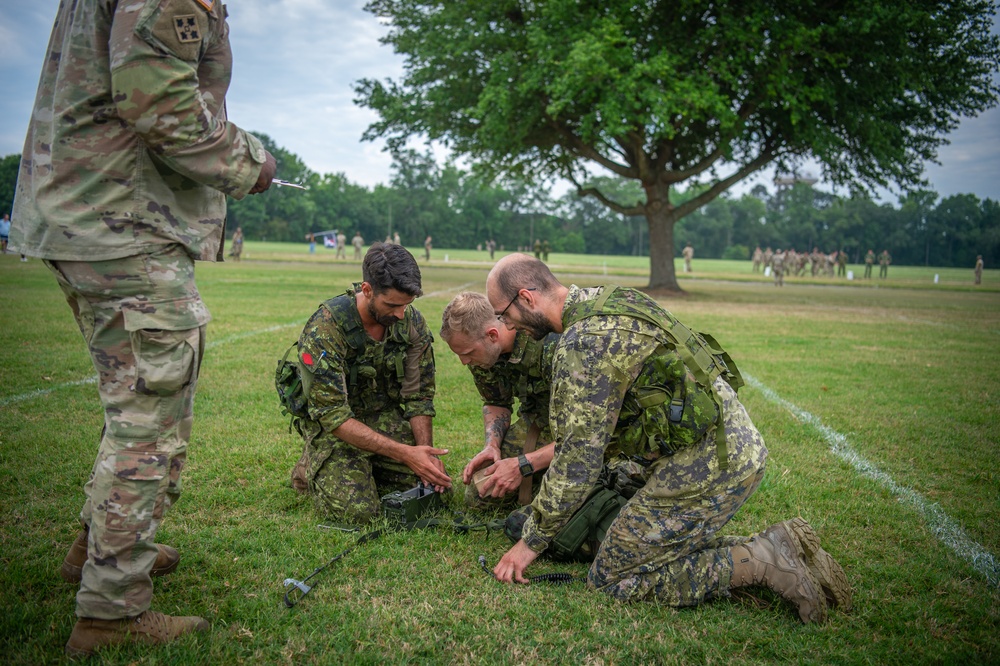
[173,15,202,43]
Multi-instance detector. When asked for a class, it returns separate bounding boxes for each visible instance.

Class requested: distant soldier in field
[533,239,542,259]
[772,250,785,286]
[424,235,433,261]
[682,243,694,273]
[825,251,837,277]
[352,231,365,260]
[837,250,848,277]
[864,249,876,279]
[974,255,984,285]
[542,239,551,262]
[336,231,347,260]
[751,246,763,272]
[811,247,823,276]
[763,246,773,268]
[879,250,892,278]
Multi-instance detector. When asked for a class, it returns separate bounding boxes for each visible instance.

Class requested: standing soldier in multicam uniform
[864,249,876,279]
[837,250,848,278]
[485,255,851,623]
[762,246,773,270]
[9,0,277,656]
[974,255,984,285]
[289,243,450,524]
[352,231,365,260]
[335,231,348,260]
[440,292,558,510]
[771,250,786,287]
[751,246,763,273]
[682,243,694,273]
[879,249,892,278]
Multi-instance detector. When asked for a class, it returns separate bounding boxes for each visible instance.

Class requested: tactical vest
[563,286,744,470]
[275,290,418,424]
[322,292,416,417]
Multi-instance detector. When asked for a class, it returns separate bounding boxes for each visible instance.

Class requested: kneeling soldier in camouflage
[440,292,558,509]
[486,255,851,623]
[290,243,451,523]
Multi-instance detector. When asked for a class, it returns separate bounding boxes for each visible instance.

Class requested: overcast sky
[2,0,997,203]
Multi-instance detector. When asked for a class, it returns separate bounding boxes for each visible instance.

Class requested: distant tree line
[2,140,997,269]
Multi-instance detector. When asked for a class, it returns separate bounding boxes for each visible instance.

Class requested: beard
[517,306,555,341]
[367,299,400,328]
[471,341,504,369]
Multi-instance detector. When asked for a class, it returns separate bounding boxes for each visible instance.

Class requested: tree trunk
[643,179,681,291]
[645,205,681,291]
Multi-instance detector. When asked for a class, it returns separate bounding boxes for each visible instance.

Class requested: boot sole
[785,518,853,612]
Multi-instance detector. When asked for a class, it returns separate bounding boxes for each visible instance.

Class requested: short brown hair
[440,292,495,342]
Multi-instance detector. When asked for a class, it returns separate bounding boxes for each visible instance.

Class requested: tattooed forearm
[483,406,511,449]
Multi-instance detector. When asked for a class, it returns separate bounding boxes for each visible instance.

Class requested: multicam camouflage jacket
[11,0,266,262]
[468,331,558,429]
[520,285,738,553]
[297,285,436,433]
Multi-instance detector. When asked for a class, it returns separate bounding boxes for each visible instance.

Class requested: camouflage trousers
[46,245,209,620]
[463,417,550,511]
[588,379,768,607]
[294,409,421,524]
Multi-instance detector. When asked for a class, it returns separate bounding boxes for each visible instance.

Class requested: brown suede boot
[782,517,853,611]
[730,522,828,623]
[60,528,180,584]
[65,610,209,657]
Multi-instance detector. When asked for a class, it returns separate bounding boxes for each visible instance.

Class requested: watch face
[518,455,533,477]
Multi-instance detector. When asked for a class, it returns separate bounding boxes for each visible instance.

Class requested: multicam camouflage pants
[464,417,550,511]
[295,408,422,524]
[588,379,768,607]
[47,245,209,620]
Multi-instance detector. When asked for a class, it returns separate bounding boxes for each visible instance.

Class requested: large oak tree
[356,0,999,289]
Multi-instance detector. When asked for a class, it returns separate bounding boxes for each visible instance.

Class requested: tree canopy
[355,0,1000,289]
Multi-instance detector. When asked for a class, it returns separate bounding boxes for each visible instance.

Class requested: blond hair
[440,292,496,342]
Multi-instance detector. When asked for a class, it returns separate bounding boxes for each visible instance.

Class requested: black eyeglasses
[496,288,537,325]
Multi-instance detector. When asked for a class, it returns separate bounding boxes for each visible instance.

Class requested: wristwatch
[518,454,534,477]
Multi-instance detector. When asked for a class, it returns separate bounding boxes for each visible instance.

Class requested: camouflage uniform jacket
[298,284,436,433]
[468,331,558,429]
[11,0,267,262]
[521,285,736,553]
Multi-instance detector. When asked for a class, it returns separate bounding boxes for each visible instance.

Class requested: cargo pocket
[105,448,169,534]
[123,302,205,397]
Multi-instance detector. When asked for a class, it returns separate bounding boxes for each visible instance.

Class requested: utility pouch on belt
[504,485,628,563]
[275,342,313,421]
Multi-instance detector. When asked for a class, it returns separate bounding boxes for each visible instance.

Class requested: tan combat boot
[782,517,853,611]
[730,522,828,623]
[61,527,180,583]
[65,610,209,657]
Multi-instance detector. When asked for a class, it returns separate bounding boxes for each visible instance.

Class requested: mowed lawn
[1,246,998,665]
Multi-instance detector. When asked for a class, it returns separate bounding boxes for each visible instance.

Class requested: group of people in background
[751,246,895,286]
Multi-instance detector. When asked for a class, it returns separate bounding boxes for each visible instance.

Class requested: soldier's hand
[461,446,500,484]
[493,539,538,584]
[405,446,452,490]
[249,150,277,194]
[479,457,522,498]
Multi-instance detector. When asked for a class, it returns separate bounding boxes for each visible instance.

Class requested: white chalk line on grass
[745,372,1000,588]
[1,283,476,409]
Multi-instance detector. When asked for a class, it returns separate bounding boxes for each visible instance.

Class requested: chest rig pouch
[564,286,743,469]
[323,293,413,417]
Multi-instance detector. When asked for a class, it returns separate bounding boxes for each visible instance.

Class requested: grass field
[1,245,998,665]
